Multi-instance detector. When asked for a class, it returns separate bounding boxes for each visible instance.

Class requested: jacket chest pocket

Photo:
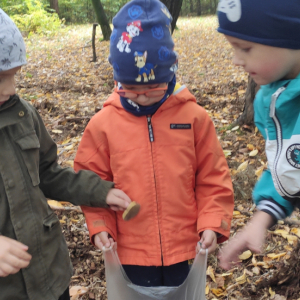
[15,132,40,186]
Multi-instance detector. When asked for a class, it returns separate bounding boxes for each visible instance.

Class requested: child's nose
[232,54,245,67]
[136,93,148,102]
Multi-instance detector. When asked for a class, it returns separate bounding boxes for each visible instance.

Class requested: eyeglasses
[114,86,168,99]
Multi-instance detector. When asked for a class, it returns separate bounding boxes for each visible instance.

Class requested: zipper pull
[147,116,154,142]
[269,86,286,118]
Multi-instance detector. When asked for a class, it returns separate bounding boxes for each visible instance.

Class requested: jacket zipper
[269,85,291,197]
[146,115,163,265]
[147,115,154,142]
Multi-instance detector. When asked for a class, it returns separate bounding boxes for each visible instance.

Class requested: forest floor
[17,16,300,300]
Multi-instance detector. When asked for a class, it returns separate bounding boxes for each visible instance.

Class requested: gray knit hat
[0,8,27,71]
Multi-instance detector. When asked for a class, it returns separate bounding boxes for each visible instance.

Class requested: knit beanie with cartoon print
[109,0,178,85]
[217,0,300,49]
[0,8,27,72]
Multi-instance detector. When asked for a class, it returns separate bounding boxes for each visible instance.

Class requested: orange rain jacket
[74,84,234,266]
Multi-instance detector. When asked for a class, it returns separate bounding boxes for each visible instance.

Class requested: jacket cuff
[90,179,114,208]
[197,214,232,243]
[256,199,287,221]
[90,226,117,246]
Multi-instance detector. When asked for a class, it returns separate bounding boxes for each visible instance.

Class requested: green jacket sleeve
[30,105,113,207]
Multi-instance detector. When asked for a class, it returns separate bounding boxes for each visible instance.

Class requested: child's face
[0,66,21,106]
[120,83,168,106]
[225,35,300,85]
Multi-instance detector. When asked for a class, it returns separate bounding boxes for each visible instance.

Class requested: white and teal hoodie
[253,73,300,220]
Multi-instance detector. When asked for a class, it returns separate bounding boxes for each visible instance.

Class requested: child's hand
[0,236,32,277]
[218,211,274,270]
[197,230,217,255]
[106,188,131,211]
[94,231,115,250]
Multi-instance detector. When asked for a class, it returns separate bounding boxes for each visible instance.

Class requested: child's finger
[0,264,19,277]
[109,205,120,211]
[7,239,29,251]
[94,233,108,249]
[94,237,104,250]
[114,189,132,203]
[10,247,32,262]
[196,242,201,254]
[6,252,31,269]
[200,235,213,250]
[108,238,115,248]
[107,195,130,211]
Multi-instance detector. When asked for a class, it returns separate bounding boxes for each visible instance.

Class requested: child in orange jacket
[74,0,234,287]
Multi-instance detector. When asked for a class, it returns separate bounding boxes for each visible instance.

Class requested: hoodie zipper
[269,85,291,197]
[146,115,163,265]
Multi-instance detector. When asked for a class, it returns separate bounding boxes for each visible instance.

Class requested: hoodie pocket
[15,131,40,186]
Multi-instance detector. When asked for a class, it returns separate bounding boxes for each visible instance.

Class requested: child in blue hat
[75,0,234,287]
[217,0,300,269]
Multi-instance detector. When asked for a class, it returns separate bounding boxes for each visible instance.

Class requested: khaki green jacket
[0,95,113,300]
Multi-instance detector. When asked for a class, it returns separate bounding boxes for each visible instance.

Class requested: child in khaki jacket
[0,9,131,300]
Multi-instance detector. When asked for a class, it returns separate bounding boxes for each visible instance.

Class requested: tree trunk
[91,0,111,41]
[235,76,260,125]
[196,0,201,16]
[189,0,194,14]
[50,0,59,14]
[92,23,98,62]
[160,0,184,33]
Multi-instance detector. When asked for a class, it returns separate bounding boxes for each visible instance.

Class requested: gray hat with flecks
[0,8,27,72]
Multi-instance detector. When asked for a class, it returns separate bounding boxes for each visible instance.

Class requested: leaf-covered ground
[17,17,300,300]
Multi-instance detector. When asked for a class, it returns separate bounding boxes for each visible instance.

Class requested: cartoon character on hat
[117,20,143,53]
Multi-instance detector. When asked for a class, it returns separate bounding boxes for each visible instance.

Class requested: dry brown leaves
[17,17,300,300]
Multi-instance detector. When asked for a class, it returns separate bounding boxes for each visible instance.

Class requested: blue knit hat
[217,0,300,49]
[0,8,27,72]
[109,0,178,85]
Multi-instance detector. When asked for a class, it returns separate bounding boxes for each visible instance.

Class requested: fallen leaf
[267,252,287,260]
[269,287,275,299]
[52,129,63,134]
[249,149,258,156]
[223,150,232,158]
[235,270,247,284]
[206,265,216,282]
[237,160,248,172]
[47,200,63,207]
[69,286,88,296]
[211,288,227,297]
[247,144,255,151]
[238,250,252,260]
[291,228,300,238]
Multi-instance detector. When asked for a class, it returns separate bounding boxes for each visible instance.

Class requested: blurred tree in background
[2,0,218,26]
